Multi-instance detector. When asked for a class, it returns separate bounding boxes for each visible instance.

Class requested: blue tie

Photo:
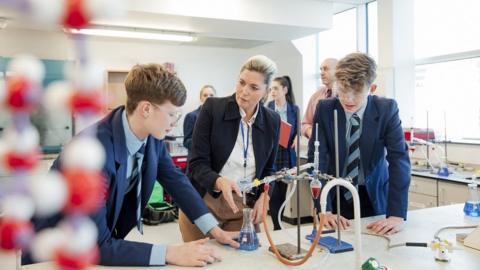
[129,144,145,234]
[344,113,360,201]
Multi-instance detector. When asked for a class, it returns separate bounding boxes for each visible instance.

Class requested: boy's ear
[137,101,151,118]
[370,84,377,94]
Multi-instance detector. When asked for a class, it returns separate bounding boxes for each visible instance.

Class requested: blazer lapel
[360,96,379,178]
[252,105,267,178]
[141,136,156,207]
[221,94,241,169]
[286,102,297,139]
[111,108,128,226]
[332,100,347,177]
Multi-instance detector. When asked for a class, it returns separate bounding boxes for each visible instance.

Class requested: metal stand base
[318,236,354,253]
[268,243,309,260]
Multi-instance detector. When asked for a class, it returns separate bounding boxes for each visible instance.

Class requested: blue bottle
[463,182,480,217]
[238,208,259,251]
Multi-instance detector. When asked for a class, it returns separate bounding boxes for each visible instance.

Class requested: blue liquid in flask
[464,182,480,217]
[239,208,259,251]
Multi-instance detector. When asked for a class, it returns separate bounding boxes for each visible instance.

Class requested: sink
[412,165,475,180]
[411,166,435,173]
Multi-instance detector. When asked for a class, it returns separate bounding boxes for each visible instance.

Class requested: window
[415,0,480,59]
[318,8,357,63]
[414,0,480,141]
[367,1,378,62]
[414,57,480,141]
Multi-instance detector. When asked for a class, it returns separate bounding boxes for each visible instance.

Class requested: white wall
[246,40,304,112]
[376,0,415,125]
[0,27,249,135]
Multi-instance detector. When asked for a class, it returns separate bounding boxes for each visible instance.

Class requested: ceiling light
[66,26,196,42]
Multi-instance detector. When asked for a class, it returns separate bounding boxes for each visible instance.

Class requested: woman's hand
[215,176,242,213]
[291,136,298,152]
[251,192,269,224]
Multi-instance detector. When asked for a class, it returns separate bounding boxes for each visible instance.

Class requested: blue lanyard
[240,121,250,170]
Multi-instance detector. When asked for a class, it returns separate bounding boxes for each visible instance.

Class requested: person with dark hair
[308,53,410,235]
[24,64,239,267]
[183,85,216,154]
[178,55,281,241]
[267,75,299,230]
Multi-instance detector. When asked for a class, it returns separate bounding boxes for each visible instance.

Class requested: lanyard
[240,121,250,177]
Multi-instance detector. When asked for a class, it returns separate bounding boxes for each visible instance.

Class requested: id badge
[237,176,251,192]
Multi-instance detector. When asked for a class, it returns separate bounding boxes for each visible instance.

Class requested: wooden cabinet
[408,192,437,210]
[438,181,469,206]
[104,63,175,111]
[408,176,438,210]
[408,175,470,209]
[409,176,437,196]
[105,70,128,110]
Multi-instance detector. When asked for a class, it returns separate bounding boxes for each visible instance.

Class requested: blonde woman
[179,55,280,241]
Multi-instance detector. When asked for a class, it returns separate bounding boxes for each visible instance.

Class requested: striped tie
[346,113,361,184]
[344,113,360,201]
[130,144,145,234]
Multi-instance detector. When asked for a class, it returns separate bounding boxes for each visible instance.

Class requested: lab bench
[409,169,479,210]
[21,204,480,269]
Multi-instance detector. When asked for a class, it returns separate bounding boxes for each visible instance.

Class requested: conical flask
[464,181,480,217]
[239,208,259,251]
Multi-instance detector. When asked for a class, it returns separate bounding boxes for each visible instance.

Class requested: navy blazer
[188,94,280,199]
[183,106,201,151]
[25,107,211,266]
[267,101,299,167]
[307,95,411,219]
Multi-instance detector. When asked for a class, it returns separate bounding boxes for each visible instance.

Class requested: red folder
[279,120,292,148]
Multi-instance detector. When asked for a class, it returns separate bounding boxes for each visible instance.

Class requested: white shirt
[219,104,260,184]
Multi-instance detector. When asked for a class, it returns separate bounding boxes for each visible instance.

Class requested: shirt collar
[274,102,287,113]
[239,104,260,126]
[345,98,368,121]
[122,109,147,156]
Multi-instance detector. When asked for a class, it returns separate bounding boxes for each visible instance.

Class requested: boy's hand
[367,216,404,235]
[209,226,240,248]
[323,212,351,230]
[166,238,221,266]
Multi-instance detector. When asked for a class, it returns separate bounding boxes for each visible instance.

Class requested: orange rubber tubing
[262,183,327,266]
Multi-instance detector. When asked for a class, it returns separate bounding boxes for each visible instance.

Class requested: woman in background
[267,76,299,230]
[183,85,216,154]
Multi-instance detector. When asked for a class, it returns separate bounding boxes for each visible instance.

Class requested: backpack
[143,182,178,225]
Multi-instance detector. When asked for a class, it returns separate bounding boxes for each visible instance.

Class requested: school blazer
[188,94,281,199]
[307,95,411,218]
[25,106,211,266]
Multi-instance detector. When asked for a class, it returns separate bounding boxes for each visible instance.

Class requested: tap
[319,178,362,269]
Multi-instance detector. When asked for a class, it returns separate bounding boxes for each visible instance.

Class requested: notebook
[279,120,292,148]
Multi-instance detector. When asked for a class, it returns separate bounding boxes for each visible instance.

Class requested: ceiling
[0,0,370,49]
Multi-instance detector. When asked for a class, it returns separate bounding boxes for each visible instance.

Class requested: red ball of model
[69,90,105,115]
[4,148,41,171]
[5,76,41,112]
[63,0,90,29]
[0,218,34,250]
[63,169,106,214]
[55,245,99,270]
